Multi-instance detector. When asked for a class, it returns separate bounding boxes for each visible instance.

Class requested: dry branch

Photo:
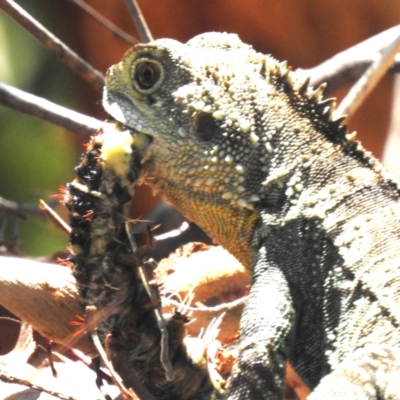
[123,0,153,42]
[39,200,71,235]
[1,25,400,140]
[68,0,139,45]
[336,30,400,119]
[0,196,44,219]
[163,297,245,344]
[0,371,77,400]
[157,244,249,303]
[301,25,400,95]
[0,0,104,92]
[0,256,94,355]
[0,246,245,353]
[157,244,248,342]
[0,82,102,137]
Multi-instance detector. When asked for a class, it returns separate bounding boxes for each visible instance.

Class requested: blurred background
[1,0,400,256]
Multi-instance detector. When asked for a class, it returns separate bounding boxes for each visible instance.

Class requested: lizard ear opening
[194,112,218,142]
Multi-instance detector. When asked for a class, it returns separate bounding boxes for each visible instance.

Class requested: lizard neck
[148,178,260,270]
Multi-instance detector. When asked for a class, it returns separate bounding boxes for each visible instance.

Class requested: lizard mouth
[103,91,155,156]
[102,88,162,172]
[118,122,153,153]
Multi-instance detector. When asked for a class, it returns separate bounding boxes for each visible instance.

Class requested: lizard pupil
[135,61,160,89]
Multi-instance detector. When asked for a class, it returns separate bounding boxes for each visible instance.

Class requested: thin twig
[125,222,174,381]
[123,0,153,43]
[90,328,137,400]
[39,200,71,235]
[154,221,189,241]
[0,0,104,92]
[46,341,58,378]
[0,81,103,137]
[68,0,138,45]
[0,196,44,218]
[335,31,400,119]
[0,369,76,400]
[299,25,400,96]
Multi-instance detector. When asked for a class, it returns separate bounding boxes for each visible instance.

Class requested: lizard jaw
[102,87,155,154]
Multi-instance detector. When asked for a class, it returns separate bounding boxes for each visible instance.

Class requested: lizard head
[102,32,318,267]
[103,33,282,208]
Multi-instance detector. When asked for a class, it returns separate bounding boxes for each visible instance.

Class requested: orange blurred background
[1,1,399,255]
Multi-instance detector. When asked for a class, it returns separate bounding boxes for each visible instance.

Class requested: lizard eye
[132,59,164,93]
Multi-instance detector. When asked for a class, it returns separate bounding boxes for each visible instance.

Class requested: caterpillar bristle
[66,125,212,397]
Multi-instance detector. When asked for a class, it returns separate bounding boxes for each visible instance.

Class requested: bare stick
[299,25,400,96]
[0,0,104,92]
[0,81,103,137]
[0,370,76,400]
[123,0,153,43]
[0,248,244,352]
[39,200,71,235]
[0,256,94,354]
[125,223,174,381]
[335,31,400,119]
[90,330,138,400]
[68,0,139,45]
[0,196,44,218]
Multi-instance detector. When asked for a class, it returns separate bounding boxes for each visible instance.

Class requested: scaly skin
[103,33,400,399]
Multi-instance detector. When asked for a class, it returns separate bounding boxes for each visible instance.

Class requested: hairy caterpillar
[65,124,213,399]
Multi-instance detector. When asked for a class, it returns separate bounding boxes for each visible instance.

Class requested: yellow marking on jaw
[101,127,134,177]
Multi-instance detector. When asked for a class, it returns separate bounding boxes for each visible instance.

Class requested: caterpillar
[65,123,213,399]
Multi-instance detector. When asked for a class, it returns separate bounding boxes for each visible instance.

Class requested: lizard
[102,32,400,399]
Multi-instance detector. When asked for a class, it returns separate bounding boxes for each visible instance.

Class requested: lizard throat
[146,175,260,270]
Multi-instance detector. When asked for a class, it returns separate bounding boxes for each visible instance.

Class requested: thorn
[277,61,290,79]
[316,98,335,116]
[364,151,372,158]
[298,76,310,96]
[279,65,295,89]
[346,131,357,142]
[281,69,289,80]
[330,115,347,128]
[260,57,267,77]
[279,60,288,71]
[309,83,327,101]
[323,107,334,120]
[318,98,336,107]
[356,142,366,152]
